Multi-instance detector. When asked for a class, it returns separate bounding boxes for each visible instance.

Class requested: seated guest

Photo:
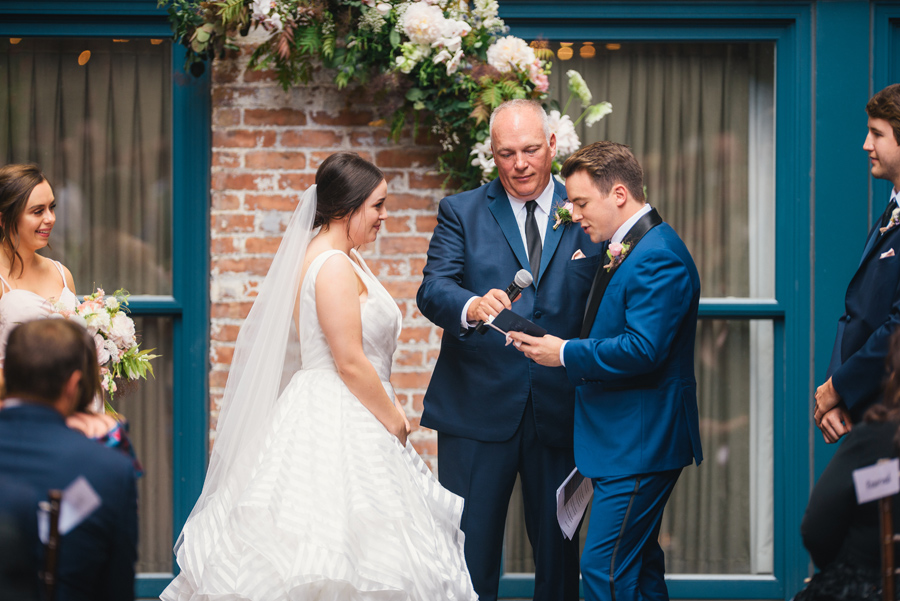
[67,406,143,479]
[0,475,40,601]
[796,329,900,600]
[0,319,137,601]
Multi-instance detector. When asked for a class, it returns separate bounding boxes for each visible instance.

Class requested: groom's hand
[467,288,513,323]
[507,332,563,367]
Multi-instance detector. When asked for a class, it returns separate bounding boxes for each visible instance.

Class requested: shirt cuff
[559,340,568,367]
[461,296,479,329]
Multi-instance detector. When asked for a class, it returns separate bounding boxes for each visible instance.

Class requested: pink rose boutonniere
[604,241,631,271]
[553,202,574,230]
[880,207,900,234]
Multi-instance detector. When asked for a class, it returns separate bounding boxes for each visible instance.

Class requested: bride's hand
[390,403,410,446]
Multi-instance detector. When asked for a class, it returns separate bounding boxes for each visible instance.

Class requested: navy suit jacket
[0,404,137,601]
[827,212,900,422]
[563,222,703,477]
[417,178,601,446]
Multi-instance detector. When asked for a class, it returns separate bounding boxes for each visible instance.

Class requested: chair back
[40,490,62,601]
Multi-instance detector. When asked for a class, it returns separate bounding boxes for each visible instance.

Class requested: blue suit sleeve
[564,248,694,384]
[102,465,137,601]
[831,276,900,412]
[416,197,478,335]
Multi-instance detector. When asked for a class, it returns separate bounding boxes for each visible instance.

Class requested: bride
[162,153,476,600]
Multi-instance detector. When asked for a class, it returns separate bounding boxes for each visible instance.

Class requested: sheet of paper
[556,467,593,540]
[38,476,102,544]
[853,458,900,504]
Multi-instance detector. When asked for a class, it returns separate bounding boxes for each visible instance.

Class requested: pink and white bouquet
[50,288,158,409]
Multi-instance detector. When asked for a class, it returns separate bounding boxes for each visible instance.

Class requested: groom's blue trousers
[582,469,682,601]
[437,398,581,601]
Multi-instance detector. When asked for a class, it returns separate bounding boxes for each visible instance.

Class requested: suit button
[534,311,543,319]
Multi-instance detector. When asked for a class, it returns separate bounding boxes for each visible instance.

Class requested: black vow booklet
[487,309,547,337]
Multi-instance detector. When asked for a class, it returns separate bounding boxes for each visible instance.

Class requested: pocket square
[571,250,586,260]
[881,248,896,259]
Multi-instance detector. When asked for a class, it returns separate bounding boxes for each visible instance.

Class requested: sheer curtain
[504,41,775,576]
[1,37,174,572]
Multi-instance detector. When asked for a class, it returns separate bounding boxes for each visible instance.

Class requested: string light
[558,42,574,61]
[579,42,596,59]
[605,43,622,51]
[78,50,91,66]
[9,38,22,45]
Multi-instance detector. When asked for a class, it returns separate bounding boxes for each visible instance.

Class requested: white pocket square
[881,248,896,259]
[571,250,586,260]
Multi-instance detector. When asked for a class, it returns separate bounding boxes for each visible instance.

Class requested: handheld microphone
[475,269,534,334]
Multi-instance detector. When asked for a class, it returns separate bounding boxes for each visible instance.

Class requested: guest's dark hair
[313,152,384,230]
[866,84,900,145]
[0,164,50,277]
[561,141,646,202]
[4,319,99,409]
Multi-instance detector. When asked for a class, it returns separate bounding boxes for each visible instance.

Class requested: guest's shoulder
[59,427,136,478]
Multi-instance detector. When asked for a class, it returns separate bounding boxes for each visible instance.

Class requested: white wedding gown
[162,249,477,601]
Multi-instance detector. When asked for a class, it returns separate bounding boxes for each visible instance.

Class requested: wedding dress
[161,248,476,601]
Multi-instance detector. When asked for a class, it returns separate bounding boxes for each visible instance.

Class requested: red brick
[212,151,241,169]
[350,129,392,146]
[310,109,373,126]
[382,280,421,299]
[377,148,439,169]
[399,327,431,344]
[426,349,440,364]
[211,324,241,342]
[213,214,255,233]
[245,150,306,170]
[211,192,241,210]
[389,193,435,210]
[211,237,236,254]
[213,107,241,127]
[278,173,317,191]
[209,370,229,389]
[367,259,406,277]
[211,302,254,319]
[244,108,308,126]
[212,86,258,107]
[411,437,437,457]
[414,215,438,233]
[211,345,235,365]
[409,258,426,277]
[409,171,446,189]
[245,194,297,211]
[394,350,423,367]
[412,393,425,413]
[379,236,431,255]
[245,236,282,254]
[213,129,277,148]
[243,68,278,83]
[383,218,411,234]
[391,371,432,389]
[407,416,421,434]
[213,257,274,276]
[282,129,344,148]
[310,150,373,169]
[211,60,241,85]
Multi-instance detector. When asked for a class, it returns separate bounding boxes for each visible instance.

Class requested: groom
[510,142,703,601]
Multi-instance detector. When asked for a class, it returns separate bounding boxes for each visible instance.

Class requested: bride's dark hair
[314,152,384,230]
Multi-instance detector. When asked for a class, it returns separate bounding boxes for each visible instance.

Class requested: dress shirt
[460,180,556,329]
[558,204,653,366]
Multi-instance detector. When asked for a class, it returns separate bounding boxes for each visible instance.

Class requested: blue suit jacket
[827,214,900,421]
[563,223,703,477]
[417,178,601,446]
[0,404,137,601]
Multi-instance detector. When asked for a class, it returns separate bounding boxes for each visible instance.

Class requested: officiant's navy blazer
[827,214,900,422]
[563,223,703,477]
[0,403,138,601]
[417,178,601,447]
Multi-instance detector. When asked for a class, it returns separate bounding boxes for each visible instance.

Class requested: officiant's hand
[507,332,564,367]
[467,288,514,323]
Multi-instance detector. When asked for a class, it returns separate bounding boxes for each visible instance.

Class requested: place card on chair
[852,458,900,504]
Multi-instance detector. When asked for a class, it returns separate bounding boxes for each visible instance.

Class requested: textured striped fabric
[162,250,476,601]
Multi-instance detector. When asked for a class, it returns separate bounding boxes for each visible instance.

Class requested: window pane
[536,41,776,299]
[109,316,174,574]
[0,37,173,295]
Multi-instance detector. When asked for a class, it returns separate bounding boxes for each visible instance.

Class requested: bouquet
[50,288,159,413]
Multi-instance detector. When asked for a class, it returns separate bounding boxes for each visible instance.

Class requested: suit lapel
[487,182,530,275]
[580,208,664,338]
[860,221,899,266]
[535,181,568,289]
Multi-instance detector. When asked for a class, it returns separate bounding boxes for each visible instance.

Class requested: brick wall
[208,43,446,469]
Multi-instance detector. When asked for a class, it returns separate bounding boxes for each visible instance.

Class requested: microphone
[475,269,534,334]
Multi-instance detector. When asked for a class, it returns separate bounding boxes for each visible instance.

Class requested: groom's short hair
[867,84,900,145]
[561,141,645,202]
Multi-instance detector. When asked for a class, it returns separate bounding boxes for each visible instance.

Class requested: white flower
[469,139,496,181]
[105,339,120,364]
[486,36,535,73]
[473,0,499,20]
[396,42,429,73]
[94,333,111,365]
[85,310,111,334]
[403,2,446,46]
[252,0,283,31]
[445,48,464,74]
[567,70,592,107]
[376,2,392,15]
[584,102,613,127]
[104,296,119,310]
[548,110,581,157]
[68,314,87,329]
[433,48,452,64]
[109,312,136,348]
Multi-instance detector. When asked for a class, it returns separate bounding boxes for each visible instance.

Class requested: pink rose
[608,241,624,257]
[529,60,550,93]
[564,202,574,212]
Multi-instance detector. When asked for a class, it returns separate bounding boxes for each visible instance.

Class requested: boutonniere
[553,201,575,230]
[604,241,631,271]
[881,207,900,234]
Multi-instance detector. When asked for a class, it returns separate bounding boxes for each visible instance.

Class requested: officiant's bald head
[489,100,558,201]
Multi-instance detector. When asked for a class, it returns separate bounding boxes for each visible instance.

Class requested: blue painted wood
[698,299,785,318]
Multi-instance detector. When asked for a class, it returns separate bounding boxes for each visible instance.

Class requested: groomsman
[510,142,702,601]
[815,83,900,442]
[417,99,600,601]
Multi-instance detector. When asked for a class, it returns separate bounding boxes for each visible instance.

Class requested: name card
[853,458,900,504]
